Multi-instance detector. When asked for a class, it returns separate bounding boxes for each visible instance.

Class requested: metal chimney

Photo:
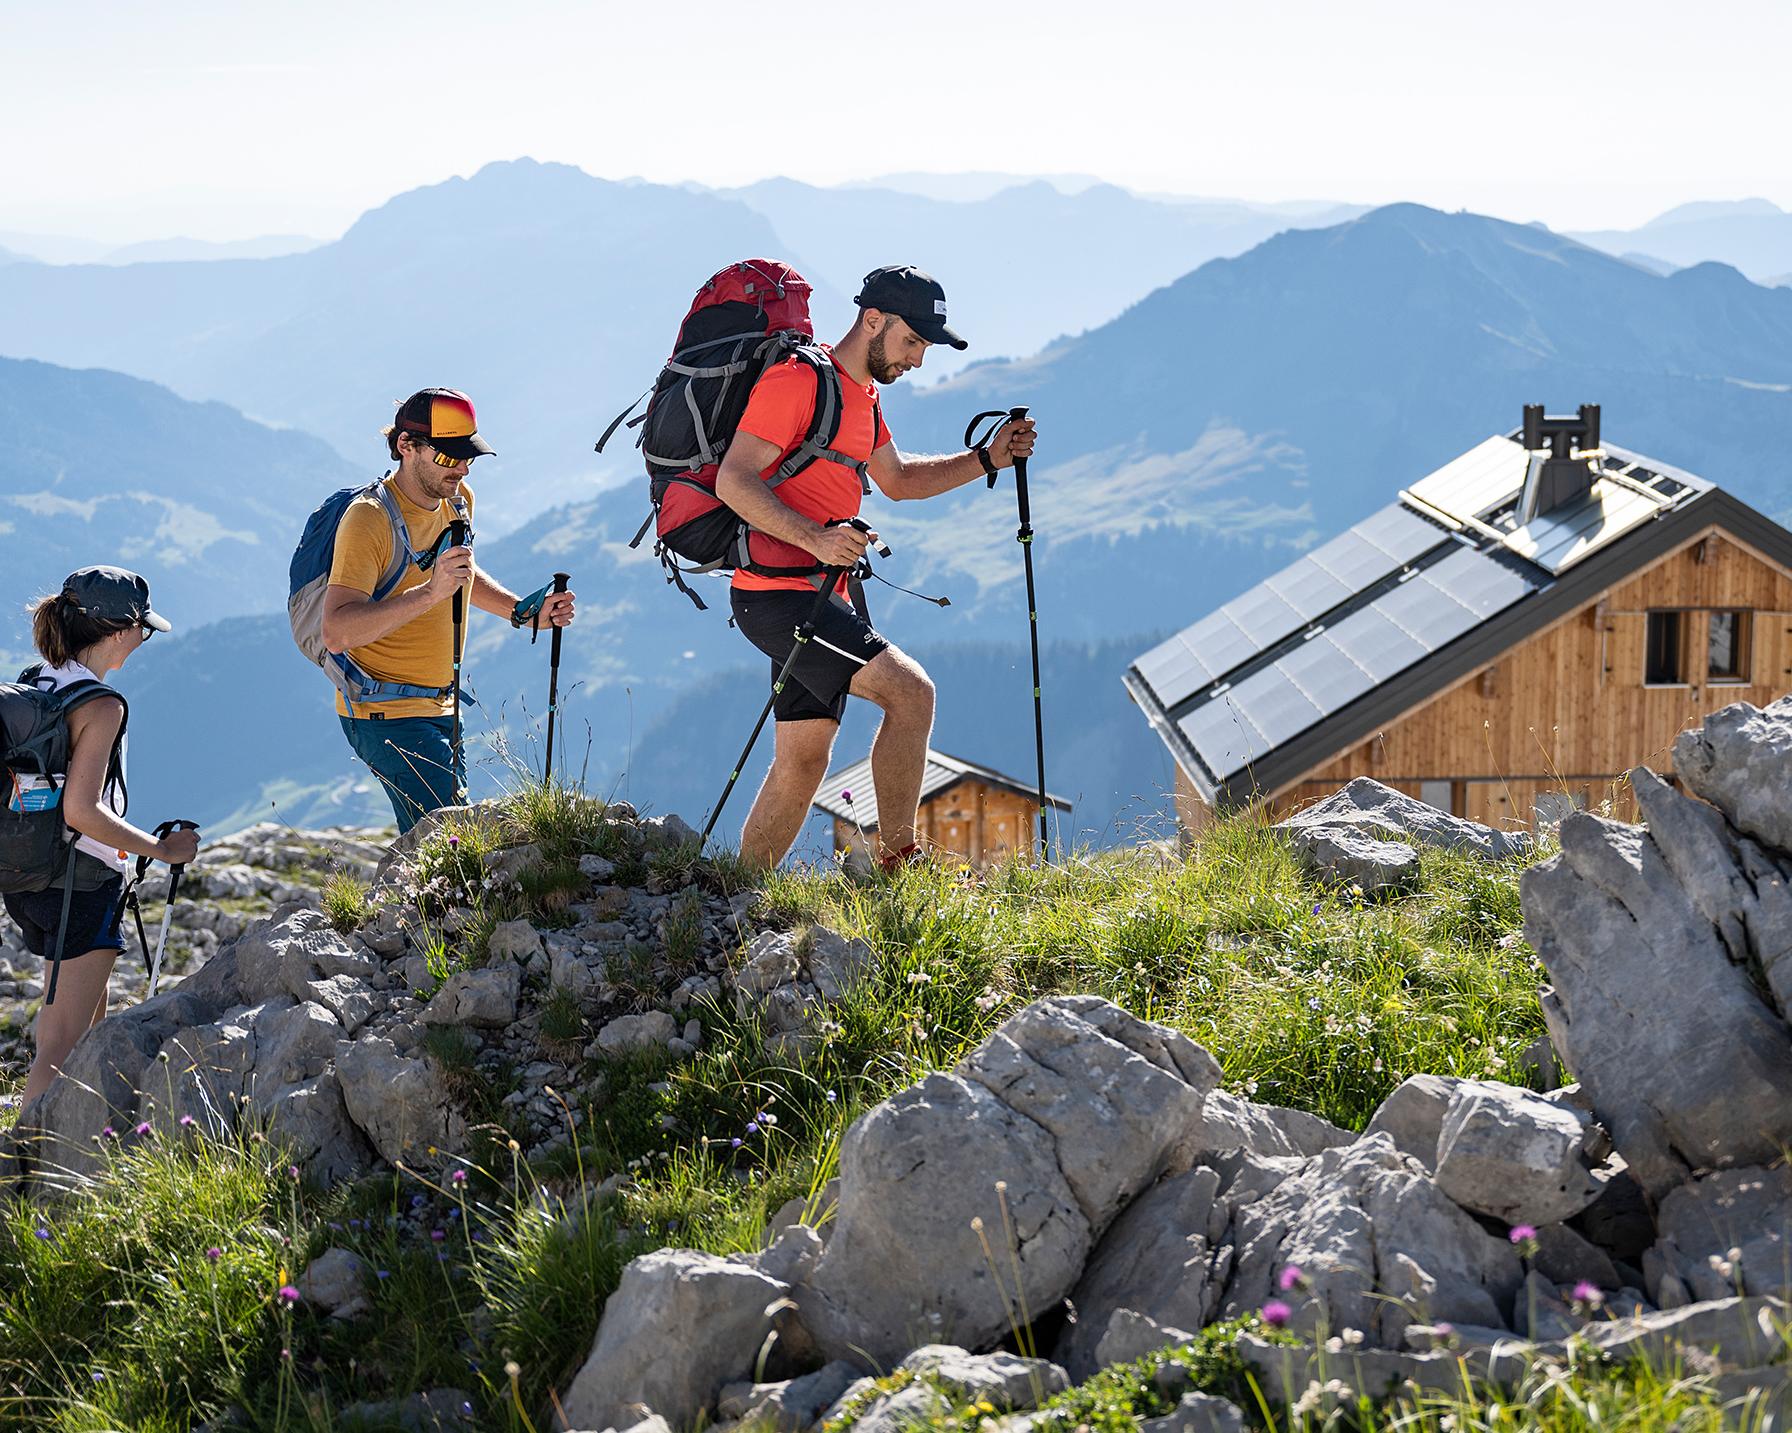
[1517,404,1601,522]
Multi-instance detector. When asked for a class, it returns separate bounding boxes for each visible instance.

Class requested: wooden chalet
[811,749,1071,869]
[1125,405,1792,835]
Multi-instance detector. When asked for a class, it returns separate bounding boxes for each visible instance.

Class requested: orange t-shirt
[731,348,892,593]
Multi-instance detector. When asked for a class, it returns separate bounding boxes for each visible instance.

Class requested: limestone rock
[482,844,542,884]
[1198,1090,1351,1160]
[1057,1165,1225,1380]
[1650,1166,1792,1302]
[296,1246,374,1319]
[1432,1081,1608,1225]
[1093,1309,1196,1370]
[844,1347,1069,1433]
[1673,696,1792,854]
[420,966,520,1028]
[1281,778,1531,861]
[559,1250,797,1431]
[1583,1296,1790,1370]
[1361,1074,1464,1169]
[1221,1133,1521,1347]
[1520,807,1792,1198]
[799,1070,1087,1365]
[806,927,875,1001]
[261,1072,375,1184]
[801,997,1218,1366]
[305,974,377,1036]
[640,813,700,851]
[716,1361,860,1432]
[596,1011,678,1055]
[487,920,544,965]
[1285,824,1420,895]
[23,989,219,1185]
[234,907,374,1006]
[336,1037,466,1167]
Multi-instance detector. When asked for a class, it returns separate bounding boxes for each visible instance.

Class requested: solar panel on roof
[1324,604,1431,682]
[1225,584,1304,644]
[1276,632,1378,712]
[1265,557,1353,620]
[1424,544,1540,615]
[1178,696,1270,779]
[1402,436,1529,523]
[1226,665,1326,749]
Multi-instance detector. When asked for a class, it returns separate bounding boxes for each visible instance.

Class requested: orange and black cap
[394,387,496,460]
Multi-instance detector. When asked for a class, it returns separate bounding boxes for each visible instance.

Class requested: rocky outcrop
[796,997,1220,1366]
[1522,728,1792,1197]
[1277,778,1530,893]
[5,800,878,1192]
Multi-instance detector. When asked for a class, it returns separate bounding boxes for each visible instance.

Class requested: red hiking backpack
[598,259,877,609]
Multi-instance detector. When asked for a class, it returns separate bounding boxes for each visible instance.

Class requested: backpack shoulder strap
[369,478,419,602]
[769,348,873,494]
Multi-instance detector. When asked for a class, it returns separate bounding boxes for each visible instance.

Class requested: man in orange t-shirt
[716,265,1036,870]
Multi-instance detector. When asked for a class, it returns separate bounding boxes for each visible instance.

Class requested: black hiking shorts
[730,586,890,723]
[3,870,126,961]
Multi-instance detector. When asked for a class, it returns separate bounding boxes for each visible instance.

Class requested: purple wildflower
[277,1285,300,1305]
[842,790,853,804]
[1572,1280,1604,1305]
[451,1168,467,1185]
[134,1121,152,1137]
[411,1194,426,1210]
[448,835,460,848]
[745,1121,759,1135]
[179,1114,196,1128]
[1261,1300,1292,1328]
[101,1126,116,1140]
[431,1229,445,1243]
[205,1247,222,1262]
[730,1137,742,1149]
[1277,1264,1304,1292]
[1508,1224,1538,1245]
[288,1165,300,1182]
[33,1227,50,1241]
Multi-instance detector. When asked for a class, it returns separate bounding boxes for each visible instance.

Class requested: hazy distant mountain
[847,172,1108,201]
[0,357,356,659]
[0,160,806,525]
[1571,199,1792,283]
[723,178,1362,375]
[0,230,112,264]
[98,235,322,264]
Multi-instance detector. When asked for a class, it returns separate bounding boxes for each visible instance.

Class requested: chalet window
[1644,611,1682,685]
[1708,610,1750,682]
[1419,780,1459,816]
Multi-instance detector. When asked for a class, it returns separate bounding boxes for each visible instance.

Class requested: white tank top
[36,659,130,874]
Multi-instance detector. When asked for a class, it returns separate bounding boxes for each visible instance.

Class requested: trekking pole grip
[448,519,470,623]
[136,819,178,880]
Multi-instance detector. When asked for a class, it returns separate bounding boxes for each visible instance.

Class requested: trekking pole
[965,405,1050,863]
[143,819,199,997]
[698,520,890,853]
[543,572,571,782]
[448,516,470,802]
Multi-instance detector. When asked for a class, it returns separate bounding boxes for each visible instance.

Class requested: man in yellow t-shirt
[321,388,576,831]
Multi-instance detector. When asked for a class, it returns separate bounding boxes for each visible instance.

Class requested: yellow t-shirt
[328,477,476,720]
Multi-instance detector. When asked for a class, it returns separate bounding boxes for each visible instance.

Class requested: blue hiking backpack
[288,480,468,706]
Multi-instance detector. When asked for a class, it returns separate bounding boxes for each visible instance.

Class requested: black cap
[62,566,171,632]
[393,387,496,461]
[854,265,968,350]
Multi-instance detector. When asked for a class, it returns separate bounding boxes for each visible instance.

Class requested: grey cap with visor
[62,566,171,633]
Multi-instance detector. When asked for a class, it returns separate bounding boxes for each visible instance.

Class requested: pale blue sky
[2,0,1786,241]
